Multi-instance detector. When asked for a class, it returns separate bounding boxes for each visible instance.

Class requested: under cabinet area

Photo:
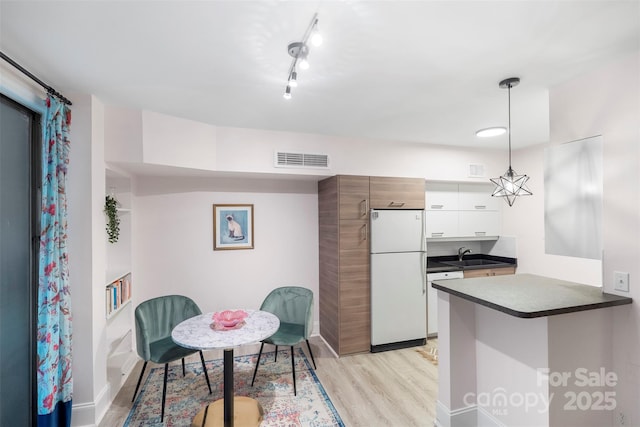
[426,182,501,239]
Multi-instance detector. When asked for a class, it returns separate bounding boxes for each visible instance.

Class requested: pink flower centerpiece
[212,309,248,329]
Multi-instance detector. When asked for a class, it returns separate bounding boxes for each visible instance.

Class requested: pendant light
[490,77,532,206]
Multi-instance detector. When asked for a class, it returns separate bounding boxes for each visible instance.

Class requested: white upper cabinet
[425,182,459,210]
[458,183,501,211]
[459,211,501,237]
[425,182,501,239]
[425,210,459,238]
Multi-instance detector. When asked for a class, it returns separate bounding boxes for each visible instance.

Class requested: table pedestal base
[191,397,264,427]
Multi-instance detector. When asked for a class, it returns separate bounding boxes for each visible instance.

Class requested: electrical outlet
[614,271,630,292]
[618,411,625,426]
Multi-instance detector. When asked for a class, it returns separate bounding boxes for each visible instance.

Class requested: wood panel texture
[370,176,425,209]
[463,266,516,278]
[320,175,426,355]
[338,175,370,220]
[318,177,340,353]
[318,175,371,355]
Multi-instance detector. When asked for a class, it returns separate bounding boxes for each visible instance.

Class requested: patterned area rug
[124,348,344,426]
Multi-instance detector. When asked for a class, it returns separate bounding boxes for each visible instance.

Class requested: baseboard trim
[435,400,478,427]
[371,338,426,353]
[70,400,97,427]
[317,334,340,359]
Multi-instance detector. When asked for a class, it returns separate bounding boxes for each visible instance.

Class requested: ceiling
[1,1,638,150]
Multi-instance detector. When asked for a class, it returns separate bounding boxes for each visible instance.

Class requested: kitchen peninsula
[432,274,632,427]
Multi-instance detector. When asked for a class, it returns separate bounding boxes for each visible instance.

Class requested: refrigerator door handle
[422,253,427,295]
[421,210,427,252]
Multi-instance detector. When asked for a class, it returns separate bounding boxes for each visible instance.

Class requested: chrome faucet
[458,247,472,261]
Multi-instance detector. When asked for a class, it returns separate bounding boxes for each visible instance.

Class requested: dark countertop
[427,254,517,273]
[431,273,632,318]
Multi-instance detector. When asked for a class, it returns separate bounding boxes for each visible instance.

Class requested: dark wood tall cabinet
[318,175,426,356]
[318,175,371,355]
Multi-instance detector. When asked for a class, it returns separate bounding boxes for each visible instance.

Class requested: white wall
[105,103,510,183]
[545,52,640,426]
[104,106,143,163]
[133,179,320,326]
[503,145,602,285]
[214,125,509,181]
[67,94,111,426]
[142,110,217,170]
[468,51,639,425]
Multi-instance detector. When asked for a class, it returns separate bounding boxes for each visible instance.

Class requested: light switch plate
[614,271,629,292]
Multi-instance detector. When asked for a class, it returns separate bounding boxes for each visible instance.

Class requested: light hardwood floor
[99,337,439,427]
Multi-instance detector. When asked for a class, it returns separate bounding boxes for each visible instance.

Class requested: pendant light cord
[507,82,512,170]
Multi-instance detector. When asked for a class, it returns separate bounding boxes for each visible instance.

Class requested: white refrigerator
[370,209,427,352]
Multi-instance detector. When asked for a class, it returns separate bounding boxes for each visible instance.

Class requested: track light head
[288,71,298,88]
[310,22,322,46]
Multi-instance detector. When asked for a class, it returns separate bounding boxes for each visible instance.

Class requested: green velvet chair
[131,295,212,422]
[251,286,316,395]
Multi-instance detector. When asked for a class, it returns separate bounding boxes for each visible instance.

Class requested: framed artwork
[213,204,254,250]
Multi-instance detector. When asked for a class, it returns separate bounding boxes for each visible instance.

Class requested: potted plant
[104,195,120,243]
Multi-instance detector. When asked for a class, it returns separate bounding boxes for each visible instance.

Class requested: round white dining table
[171,309,279,427]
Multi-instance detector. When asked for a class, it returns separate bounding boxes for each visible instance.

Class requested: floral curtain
[37,95,73,427]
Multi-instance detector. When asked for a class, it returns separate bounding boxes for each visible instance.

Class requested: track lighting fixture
[283,13,321,100]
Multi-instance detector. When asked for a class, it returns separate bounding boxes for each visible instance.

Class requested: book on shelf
[106,272,132,317]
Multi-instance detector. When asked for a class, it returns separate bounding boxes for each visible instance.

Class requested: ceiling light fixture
[490,77,532,206]
[288,71,298,88]
[283,13,321,100]
[310,25,323,47]
[476,127,506,138]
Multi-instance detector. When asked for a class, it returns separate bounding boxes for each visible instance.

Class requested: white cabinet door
[425,210,458,238]
[459,183,501,211]
[459,211,501,237]
[425,182,459,210]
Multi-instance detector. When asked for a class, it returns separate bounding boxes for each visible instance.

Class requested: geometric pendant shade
[490,166,532,206]
[490,77,532,206]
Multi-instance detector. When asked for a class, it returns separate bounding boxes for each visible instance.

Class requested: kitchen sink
[441,259,506,267]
